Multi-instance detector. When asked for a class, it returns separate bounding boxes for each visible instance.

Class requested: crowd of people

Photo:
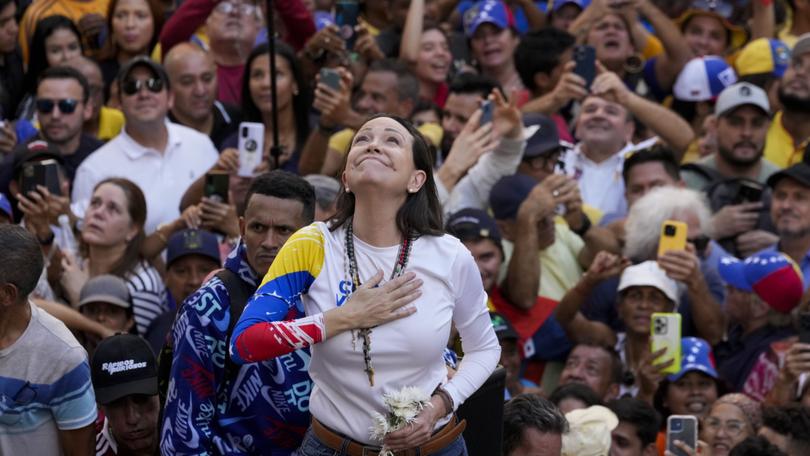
[2,0,810,455]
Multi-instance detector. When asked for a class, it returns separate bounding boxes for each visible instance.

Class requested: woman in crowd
[702,393,762,456]
[221,41,310,173]
[59,178,165,335]
[399,0,452,107]
[465,4,524,97]
[19,15,84,119]
[97,0,164,91]
[230,114,501,454]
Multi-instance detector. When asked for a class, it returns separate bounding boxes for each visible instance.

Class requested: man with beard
[758,163,810,285]
[764,34,810,168]
[681,83,780,257]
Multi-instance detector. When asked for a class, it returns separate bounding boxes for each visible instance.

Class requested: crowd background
[2,0,810,454]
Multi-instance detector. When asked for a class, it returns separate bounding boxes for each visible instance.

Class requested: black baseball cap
[166,229,221,267]
[490,312,518,341]
[766,163,810,189]
[523,114,561,159]
[116,56,170,90]
[91,334,158,405]
[446,208,502,246]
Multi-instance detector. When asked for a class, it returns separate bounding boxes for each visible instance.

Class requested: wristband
[571,213,592,237]
[38,231,55,246]
[433,385,454,416]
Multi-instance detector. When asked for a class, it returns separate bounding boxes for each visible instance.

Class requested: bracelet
[433,385,454,416]
[38,231,55,246]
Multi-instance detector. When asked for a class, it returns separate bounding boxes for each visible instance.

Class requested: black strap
[216,269,256,382]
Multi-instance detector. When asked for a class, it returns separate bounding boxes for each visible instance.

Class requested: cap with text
[91,334,158,405]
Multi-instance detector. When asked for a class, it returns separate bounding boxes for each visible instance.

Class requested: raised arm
[591,70,694,158]
[399,0,425,65]
[159,0,216,54]
[638,0,693,92]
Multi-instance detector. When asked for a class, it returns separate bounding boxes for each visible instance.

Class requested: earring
[345,187,351,193]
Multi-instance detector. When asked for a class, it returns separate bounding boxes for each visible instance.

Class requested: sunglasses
[35,98,78,114]
[121,77,164,96]
[214,0,258,16]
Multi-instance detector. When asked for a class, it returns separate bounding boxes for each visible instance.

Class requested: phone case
[335,1,359,49]
[479,101,493,125]
[205,172,229,204]
[658,220,688,257]
[237,122,264,178]
[20,160,61,196]
[666,415,697,456]
[573,45,596,90]
[319,68,341,90]
[651,313,681,375]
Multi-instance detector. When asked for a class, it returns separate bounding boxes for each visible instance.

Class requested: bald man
[165,43,241,149]
[64,56,125,141]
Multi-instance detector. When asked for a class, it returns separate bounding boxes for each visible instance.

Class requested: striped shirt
[0,301,97,455]
[125,261,167,335]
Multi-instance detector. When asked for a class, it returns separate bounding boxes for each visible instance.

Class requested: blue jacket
[161,242,312,455]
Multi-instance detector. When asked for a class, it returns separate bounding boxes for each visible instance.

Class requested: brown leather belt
[311,415,467,456]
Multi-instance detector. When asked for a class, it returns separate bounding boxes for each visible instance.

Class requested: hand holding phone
[335,0,359,50]
[204,172,229,204]
[479,100,493,126]
[20,159,62,196]
[319,68,341,91]
[666,415,698,456]
[651,312,681,375]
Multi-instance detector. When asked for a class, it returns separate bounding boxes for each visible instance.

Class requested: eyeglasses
[690,236,710,258]
[35,98,78,114]
[704,417,746,436]
[214,1,258,16]
[121,78,164,96]
[0,381,38,426]
[523,149,563,172]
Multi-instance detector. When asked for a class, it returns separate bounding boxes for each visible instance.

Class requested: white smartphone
[666,415,698,456]
[237,122,264,177]
[651,312,682,375]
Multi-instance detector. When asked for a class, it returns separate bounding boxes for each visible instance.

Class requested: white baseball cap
[714,82,771,117]
[673,56,737,102]
[618,261,679,304]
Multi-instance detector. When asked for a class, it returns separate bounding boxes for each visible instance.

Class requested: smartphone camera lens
[241,127,248,138]
[664,225,676,236]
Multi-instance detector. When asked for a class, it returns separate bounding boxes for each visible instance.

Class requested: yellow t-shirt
[498,220,585,302]
[19,0,111,63]
[764,111,809,168]
[97,106,124,141]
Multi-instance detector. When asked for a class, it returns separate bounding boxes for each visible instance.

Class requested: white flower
[368,385,433,448]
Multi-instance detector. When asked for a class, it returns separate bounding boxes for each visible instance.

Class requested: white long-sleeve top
[233,223,500,444]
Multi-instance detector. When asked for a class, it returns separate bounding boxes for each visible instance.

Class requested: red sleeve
[274,0,316,51]
[159,0,217,57]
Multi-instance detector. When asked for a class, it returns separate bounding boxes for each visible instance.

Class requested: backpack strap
[216,268,256,381]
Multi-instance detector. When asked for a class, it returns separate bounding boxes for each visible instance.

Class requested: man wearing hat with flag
[715,251,802,398]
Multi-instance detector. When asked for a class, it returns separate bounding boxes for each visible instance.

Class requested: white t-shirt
[71,121,219,234]
[241,222,501,444]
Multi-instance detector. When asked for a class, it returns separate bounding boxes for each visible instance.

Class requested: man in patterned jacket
[161,171,316,454]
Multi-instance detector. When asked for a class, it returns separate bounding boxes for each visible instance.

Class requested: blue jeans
[294,427,468,456]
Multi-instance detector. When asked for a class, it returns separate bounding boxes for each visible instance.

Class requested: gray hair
[624,186,713,262]
[503,394,568,455]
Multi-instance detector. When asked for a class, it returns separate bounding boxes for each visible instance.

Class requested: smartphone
[666,415,698,456]
[479,100,493,126]
[658,220,688,257]
[20,159,61,196]
[651,312,682,375]
[799,312,810,344]
[319,68,341,91]
[335,0,359,49]
[204,172,229,204]
[237,122,264,178]
[735,181,764,205]
[573,45,596,91]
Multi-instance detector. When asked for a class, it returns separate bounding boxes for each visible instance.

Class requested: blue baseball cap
[673,56,737,102]
[719,251,804,313]
[551,0,590,12]
[667,337,718,382]
[489,173,538,220]
[463,0,516,37]
[166,229,221,267]
[446,208,502,246]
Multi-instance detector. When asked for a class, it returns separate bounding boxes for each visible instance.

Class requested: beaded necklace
[345,219,414,387]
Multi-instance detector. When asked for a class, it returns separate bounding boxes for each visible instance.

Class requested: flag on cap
[719,251,804,313]
[463,0,515,37]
